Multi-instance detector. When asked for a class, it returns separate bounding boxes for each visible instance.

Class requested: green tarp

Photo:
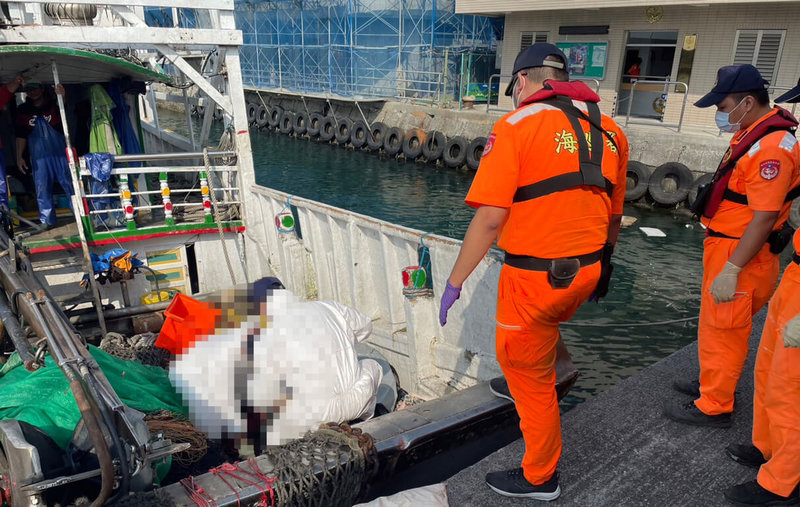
[0,346,186,449]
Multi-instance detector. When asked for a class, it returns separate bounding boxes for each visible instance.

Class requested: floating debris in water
[640,227,667,237]
[621,216,638,228]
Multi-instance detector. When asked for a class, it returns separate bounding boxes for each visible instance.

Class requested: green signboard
[556,42,608,80]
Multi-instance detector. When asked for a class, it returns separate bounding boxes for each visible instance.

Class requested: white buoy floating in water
[640,227,666,237]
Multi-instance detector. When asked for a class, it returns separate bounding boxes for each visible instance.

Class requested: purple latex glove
[439,281,462,326]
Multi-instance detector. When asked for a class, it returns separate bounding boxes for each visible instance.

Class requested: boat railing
[76,151,242,234]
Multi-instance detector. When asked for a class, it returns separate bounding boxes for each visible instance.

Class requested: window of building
[732,30,785,83]
[520,31,548,51]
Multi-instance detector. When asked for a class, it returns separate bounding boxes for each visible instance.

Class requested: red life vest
[696,107,798,219]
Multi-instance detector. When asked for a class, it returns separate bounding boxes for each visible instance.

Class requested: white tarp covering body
[170,290,382,444]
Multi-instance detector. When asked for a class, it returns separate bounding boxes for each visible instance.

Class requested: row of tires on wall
[625,161,713,207]
[246,102,487,170]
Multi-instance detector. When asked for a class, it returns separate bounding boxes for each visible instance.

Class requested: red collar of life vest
[520,80,602,107]
[702,107,798,220]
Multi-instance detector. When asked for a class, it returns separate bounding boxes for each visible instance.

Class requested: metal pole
[50,59,108,335]
[625,80,638,127]
[183,88,197,150]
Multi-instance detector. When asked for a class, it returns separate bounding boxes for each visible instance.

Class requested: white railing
[248,185,504,397]
[624,79,689,132]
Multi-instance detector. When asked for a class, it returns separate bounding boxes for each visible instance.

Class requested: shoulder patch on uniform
[779,132,798,152]
[760,159,780,180]
[747,140,761,157]
[482,133,496,157]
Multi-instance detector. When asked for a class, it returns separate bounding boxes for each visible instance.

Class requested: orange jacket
[465,89,629,259]
[702,109,800,238]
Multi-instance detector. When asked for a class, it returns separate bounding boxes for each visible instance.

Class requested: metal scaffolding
[234,0,499,101]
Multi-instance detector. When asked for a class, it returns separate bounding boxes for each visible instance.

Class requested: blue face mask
[715,98,747,133]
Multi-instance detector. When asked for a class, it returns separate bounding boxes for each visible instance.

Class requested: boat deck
[445,311,766,506]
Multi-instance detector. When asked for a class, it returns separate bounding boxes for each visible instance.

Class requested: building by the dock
[455,0,800,130]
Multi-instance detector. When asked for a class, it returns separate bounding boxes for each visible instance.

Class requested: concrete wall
[494,2,800,129]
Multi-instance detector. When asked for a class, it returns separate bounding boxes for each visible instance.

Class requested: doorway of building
[617,31,678,119]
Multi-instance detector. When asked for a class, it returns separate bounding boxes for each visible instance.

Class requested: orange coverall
[751,230,800,497]
[465,100,628,485]
[696,109,800,416]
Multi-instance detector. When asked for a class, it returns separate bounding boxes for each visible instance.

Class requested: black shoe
[489,377,514,403]
[725,480,799,506]
[673,378,701,397]
[664,401,732,428]
[485,468,560,501]
[726,444,767,468]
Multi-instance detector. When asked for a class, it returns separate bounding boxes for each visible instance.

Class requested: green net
[0,345,186,449]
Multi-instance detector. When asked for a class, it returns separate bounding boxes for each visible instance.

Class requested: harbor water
[163,111,708,406]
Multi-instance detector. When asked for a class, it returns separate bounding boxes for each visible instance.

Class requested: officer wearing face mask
[665,64,800,428]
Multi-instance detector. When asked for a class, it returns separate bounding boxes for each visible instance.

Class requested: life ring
[366,122,387,151]
[402,128,425,160]
[422,131,445,162]
[443,136,468,168]
[350,121,369,149]
[268,105,283,128]
[307,113,323,137]
[789,199,800,230]
[466,137,487,170]
[255,105,269,129]
[294,112,309,136]
[687,173,714,209]
[247,103,257,124]
[279,110,295,135]
[625,161,652,202]
[648,162,693,205]
[383,127,404,156]
[335,118,353,145]
[318,116,336,142]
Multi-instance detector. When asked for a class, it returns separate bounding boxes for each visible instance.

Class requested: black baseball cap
[504,43,568,96]
[695,65,769,108]
[775,77,800,103]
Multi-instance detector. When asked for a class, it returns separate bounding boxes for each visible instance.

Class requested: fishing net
[98,332,171,368]
[144,410,208,466]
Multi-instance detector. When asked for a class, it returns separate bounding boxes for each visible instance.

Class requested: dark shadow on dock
[445,310,766,506]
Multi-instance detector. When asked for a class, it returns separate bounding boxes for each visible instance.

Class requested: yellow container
[140,290,177,305]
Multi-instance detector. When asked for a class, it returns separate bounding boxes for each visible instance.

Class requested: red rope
[182,459,278,507]
[180,476,217,507]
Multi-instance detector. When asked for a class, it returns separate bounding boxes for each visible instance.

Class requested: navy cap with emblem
[775,77,800,103]
[504,43,568,96]
[694,64,769,108]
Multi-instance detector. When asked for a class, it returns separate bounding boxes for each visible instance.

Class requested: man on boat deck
[439,43,628,501]
[665,65,800,429]
[720,82,800,507]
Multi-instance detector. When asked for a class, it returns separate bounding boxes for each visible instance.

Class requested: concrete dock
[445,312,767,506]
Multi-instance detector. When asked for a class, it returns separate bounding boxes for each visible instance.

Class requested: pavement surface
[445,311,767,506]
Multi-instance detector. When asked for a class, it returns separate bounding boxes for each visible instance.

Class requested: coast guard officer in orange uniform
[438,43,628,500]
[722,81,800,507]
[666,65,800,428]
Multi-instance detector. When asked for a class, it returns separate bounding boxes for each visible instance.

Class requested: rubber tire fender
[383,127,405,156]
[307,113,323,138]
[422,131,446,162]
[294,111,309,136]
[335,117,354,145]
[402,128,425,160]
[318,115,336,142]
[255,104,269,129]
[443,136,468,168]
[789,199,800,230]
[648,162,694,205]
[279,110,295,135]
[687,172,715,209]
[268,105,283,128]
[625,161,652,202]
[247,102,257,124]
[466,137,487,170]
[350,121,369,149]
[366,122,387,151]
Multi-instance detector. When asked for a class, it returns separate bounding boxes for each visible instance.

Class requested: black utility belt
[503,248,604,271]
[707,225,795,255]
[793,252,800,265]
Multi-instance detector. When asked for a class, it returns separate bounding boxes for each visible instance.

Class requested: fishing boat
[0,2,578,504]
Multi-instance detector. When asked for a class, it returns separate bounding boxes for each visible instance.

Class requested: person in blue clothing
[14,82,74,227]
[0,74,26,211]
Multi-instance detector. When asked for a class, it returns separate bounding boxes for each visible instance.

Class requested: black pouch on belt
[548,258,581,289]
[767,222,795,254]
